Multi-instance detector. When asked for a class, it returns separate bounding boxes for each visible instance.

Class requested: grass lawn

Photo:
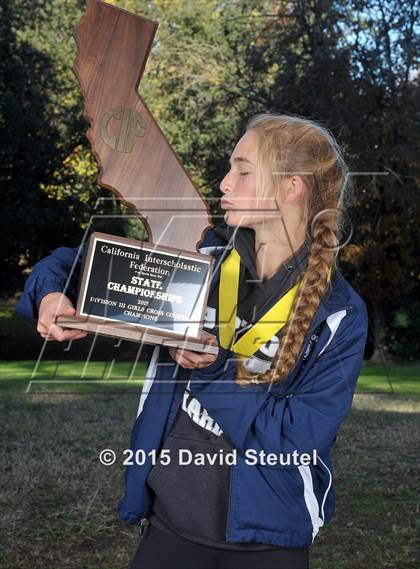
[0,360,148,392]
[0,360,419,395]
[0,360,418,568]
[357,363,420,396]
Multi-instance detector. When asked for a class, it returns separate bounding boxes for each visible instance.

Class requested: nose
[219,172,231,195]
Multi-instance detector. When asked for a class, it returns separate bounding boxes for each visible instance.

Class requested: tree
[215,0,420,359]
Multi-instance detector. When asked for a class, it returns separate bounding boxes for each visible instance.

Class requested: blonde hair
[235,113,350,387]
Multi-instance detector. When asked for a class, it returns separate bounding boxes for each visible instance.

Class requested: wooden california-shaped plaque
[57,0,217,354]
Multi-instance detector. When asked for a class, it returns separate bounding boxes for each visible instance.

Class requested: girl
[16,113,368,569]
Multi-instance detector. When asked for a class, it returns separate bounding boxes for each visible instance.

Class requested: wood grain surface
[74,0,212,251]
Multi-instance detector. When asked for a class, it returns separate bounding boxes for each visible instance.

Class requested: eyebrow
[228,157,254,165]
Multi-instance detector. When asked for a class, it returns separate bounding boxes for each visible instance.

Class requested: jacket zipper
[138,517,150,537]
[137,501,152,537]
[226,464,234,540]
[136,377,186,538]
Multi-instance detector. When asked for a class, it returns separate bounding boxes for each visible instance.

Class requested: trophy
[57,0,217,354]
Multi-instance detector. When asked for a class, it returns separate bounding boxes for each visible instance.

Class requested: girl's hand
[168,331,219,369]
[37,292,88,342]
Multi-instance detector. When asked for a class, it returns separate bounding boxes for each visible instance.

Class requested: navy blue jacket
[16,225,369,548]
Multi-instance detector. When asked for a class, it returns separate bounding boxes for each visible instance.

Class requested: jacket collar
[225,224,312,286]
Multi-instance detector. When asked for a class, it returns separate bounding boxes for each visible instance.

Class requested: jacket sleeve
[188,304,368,463]
[15,244,85,324]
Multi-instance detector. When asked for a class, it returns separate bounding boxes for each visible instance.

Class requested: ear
[283,175,306,203]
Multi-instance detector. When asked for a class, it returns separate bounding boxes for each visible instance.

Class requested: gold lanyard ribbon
[218,247,332,358]
[218,248,303,358]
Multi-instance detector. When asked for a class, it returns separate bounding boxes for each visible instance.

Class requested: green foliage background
[1,0,419,359]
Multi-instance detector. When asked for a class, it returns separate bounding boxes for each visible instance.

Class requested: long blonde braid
[234,113,350,387]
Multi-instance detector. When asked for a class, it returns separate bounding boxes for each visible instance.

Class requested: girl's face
[219,130,272,229]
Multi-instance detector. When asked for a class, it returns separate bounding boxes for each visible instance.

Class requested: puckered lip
[221,200,234,209]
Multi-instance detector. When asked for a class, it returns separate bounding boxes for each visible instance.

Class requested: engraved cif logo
[99,107,147,153]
